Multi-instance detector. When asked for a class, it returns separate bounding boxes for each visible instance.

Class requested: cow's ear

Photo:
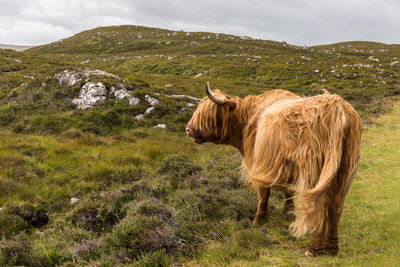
[227,100,237,111]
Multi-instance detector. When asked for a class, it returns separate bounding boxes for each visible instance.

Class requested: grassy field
[0,25,400,266]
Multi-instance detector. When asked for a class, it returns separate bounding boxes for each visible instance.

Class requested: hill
[0,44,32,51]
[0,25,399,266]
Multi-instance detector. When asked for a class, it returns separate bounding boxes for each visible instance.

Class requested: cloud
[0,0,399,45]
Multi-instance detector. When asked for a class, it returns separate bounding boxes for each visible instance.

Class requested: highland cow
[186,82,362,256]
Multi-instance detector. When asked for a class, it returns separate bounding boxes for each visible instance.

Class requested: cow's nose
[185,127,190,134]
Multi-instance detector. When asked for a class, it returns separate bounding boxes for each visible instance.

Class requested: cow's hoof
[252,214,268,225]
[323,246,339,256]
[305,250,316,257]
[305,246,324,257]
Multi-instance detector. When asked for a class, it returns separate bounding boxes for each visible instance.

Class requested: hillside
[0,44,32,51]
[0,25,399,266]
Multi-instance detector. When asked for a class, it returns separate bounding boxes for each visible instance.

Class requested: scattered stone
[82,69,121,80]
[72,82,107,110]
[0,207,2,212]
[390,61,399,66]
[168,56,174,60]
[194,73,204,78]
[80,59,90,64]
[129,97,140,106]
[164,94,201,103]
[154,124,167,130]
[368,56,380,62]
[165,41,171,45]
[145,95,160,106]
[70,198,79,204]
[314,70,320,73]
[190,42,199,45]
[24,75,35,79]
[114,89,131,101]
[14,59,22,63]
[165,84,173,87]
[240,36,251,40]
[300,56,311,61]
[145,107,155,114]
[135,114,145,120]
[179,103,196,112]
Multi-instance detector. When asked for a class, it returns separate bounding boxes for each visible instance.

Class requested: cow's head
[186,82,237,144]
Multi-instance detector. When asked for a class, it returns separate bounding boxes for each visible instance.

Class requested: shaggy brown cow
[186,82,362,256]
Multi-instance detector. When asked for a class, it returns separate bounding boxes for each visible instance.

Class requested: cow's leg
[283,191,295,219]
[324,202,342,255]
[305,220,327,257]
[253,186,270,225]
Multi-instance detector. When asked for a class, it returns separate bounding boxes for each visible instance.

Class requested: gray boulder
[145,95,160,106]
[72,82,107,110]
[54,70,82,87]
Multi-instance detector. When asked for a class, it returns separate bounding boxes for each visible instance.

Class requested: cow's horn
[206,82,227,104]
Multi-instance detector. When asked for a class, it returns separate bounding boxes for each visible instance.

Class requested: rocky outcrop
[54,70,82,87]
[54,68,121,88]
[72,82,107,110]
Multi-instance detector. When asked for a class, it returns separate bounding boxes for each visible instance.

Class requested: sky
[1,0,400,46]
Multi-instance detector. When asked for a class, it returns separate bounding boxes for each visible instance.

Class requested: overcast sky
[1,0,399,46]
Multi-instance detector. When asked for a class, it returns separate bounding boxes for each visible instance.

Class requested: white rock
[168,56,174,60]
[368,56,379,62]
[145,107,155,114]
[390,61,399,66]
[72,82,107,110]
[82,69,121,80]
[154,124,167,129]
[70,198,79,204]
[164,94,201,103]
[179,103,196,112]
[135,114,145,120]
[114,89,131,100]
[54,70,82,87]
[194,73,204,78]
[166,41,171,45]
[145,95,160,106]
[24,75,35,79]
[314,70,319,73]
[165,84,173,87]
[14,59,22,63]
[300,56,311,61]
[0,207,2,212]
[129,97,140,106]
[240,36,251,40]
[80,59,90,64]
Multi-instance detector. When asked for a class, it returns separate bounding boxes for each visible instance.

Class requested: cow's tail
[289,98,347,238]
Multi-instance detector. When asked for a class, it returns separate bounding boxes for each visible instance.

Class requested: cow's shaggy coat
[186,83,362,256]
